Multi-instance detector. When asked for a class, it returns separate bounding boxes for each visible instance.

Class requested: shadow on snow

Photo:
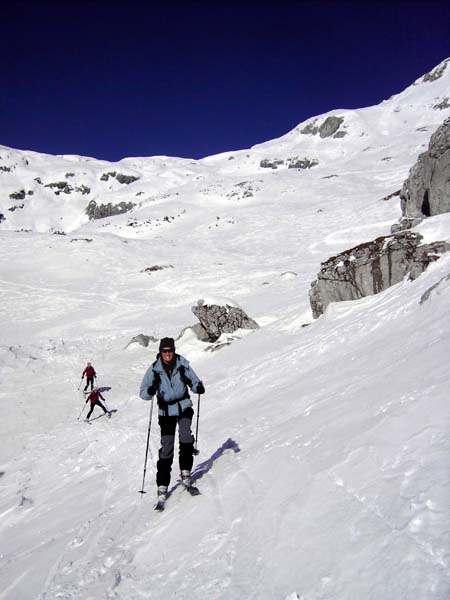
[168,438,241,496]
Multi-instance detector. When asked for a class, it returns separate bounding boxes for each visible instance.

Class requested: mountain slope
[0,58,450,600]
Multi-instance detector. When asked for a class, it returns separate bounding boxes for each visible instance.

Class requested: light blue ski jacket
[139,354,203,417]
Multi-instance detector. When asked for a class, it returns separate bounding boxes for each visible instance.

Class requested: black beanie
[159,337,175,352]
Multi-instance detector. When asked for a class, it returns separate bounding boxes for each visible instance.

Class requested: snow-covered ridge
[1,58,450,235]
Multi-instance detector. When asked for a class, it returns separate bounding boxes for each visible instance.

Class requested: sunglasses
[161,349,174,354]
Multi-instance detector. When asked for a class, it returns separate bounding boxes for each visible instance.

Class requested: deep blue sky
[2,0,450,162]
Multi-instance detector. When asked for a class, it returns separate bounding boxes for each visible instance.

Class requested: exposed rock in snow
[396,117,450,230]
[319,115,345,138]
[309,231,450,318]
[192,299,259,342]
[100,171,140,184]
[300,115,345,138]
[86,200,136,220]
[422,58,450,83]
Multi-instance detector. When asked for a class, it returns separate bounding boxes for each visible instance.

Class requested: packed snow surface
[0,58,450,599]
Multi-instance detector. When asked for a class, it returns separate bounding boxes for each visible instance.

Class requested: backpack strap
[178,364,192,386]
[152,369,161,391]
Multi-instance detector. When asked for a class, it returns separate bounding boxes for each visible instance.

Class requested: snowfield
[1,59,450,599]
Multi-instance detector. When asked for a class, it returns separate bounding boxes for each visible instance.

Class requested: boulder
[309,231,450,318]
[191,299,259,342]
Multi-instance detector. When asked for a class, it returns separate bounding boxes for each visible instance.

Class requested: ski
[179,480,201,496]
[88,410,117,422]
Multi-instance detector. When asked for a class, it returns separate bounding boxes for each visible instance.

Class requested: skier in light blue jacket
[139,337,205,502]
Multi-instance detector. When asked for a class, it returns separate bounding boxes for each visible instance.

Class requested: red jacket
[82,366,96,378]
[87,390,105,404]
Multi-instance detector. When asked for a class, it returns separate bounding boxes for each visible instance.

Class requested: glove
[147,385,157,397]
[196,382,205,395]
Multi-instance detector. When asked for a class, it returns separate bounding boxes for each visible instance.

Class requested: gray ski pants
[157,407,194,486]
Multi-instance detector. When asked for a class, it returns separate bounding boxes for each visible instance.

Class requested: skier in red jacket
[85,388,111,421]
[82,362,97,391]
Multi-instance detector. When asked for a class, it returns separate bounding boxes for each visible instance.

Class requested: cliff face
[395,117,450,230]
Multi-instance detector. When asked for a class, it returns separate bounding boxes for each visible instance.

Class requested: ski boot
[180,471,200,495]
[180,470,192,489]
[155,485,168,511]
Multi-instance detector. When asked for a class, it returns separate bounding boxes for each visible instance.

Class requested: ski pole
[77,401,87,420]
[193,393,201,455]
[139,398,154,496]
[77,377,83,390]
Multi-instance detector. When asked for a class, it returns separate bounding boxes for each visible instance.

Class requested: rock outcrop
[100,171,140,184]
[394,117,450,231]
[422,58,450,83]
[86,200,135,220]
[259,157,318,170]
[191,300,259,342]
[300,115,346,138]
[309,231,450,318]
[318,116,344,138]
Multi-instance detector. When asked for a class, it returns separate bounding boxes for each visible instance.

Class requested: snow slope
[0,58,450,600]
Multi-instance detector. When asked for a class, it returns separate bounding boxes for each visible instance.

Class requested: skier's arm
[185,363,205,394]
[139,367,156,400]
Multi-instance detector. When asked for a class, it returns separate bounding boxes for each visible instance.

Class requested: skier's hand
[147,385,157,397]
[196,382,205,395]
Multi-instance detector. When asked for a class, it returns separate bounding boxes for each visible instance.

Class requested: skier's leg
[156,416,176,487]
[86,403,94,419]
[97,400,108,414]
[178,407,195,474]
